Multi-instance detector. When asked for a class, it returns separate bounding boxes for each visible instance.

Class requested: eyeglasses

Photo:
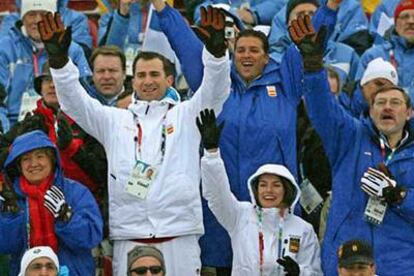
[397,13,414,21]
[130,266,163,275]
[373,98,405,108]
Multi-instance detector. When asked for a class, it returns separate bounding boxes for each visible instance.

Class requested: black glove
[196,109,223,150]
[44,185,72,222]
[0,178,19,214]
[288,15,326,72]
[22,112,49,135]
[383,185,407,205]
[277,256,300,276]
[38,12,71,68]
[57,114,73,150]
[0,83,6,107]
[193,6,227,58]
[72,141,107,184]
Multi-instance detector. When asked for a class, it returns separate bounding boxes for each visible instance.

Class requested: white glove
[44,186,66,218]
[360,167,396,198]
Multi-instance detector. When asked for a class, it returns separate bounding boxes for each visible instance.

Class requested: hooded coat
[201,150,322,276]
[0,130,103,276]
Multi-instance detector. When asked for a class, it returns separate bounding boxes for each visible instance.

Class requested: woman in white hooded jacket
[197,110,322,276]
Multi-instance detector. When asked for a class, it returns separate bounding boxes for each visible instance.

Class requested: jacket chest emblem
[288,235,301,253]
[266,86,277,97]
[166,124,174,135]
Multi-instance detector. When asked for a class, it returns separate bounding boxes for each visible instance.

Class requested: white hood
[247,164,300,209]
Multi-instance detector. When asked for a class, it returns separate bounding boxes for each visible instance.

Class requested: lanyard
[256,207,285,275]
[389,49,398,70]
[379,137,394,165]
[133,105,171,164]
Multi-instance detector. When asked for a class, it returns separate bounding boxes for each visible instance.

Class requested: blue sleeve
[303,70,359,167]
[0,107,10,133]
[0,211,25,254]
[250,0,285,25]
[312,5,337,38]
[68,42,92,78]
[157,4,204,91]
[280,45,304,105]
[98,11,129,48]
[393,189,414,225]
[55,182,103,250]
[62,8,93,49]
[268,7,290,63]
[0,13,19,37]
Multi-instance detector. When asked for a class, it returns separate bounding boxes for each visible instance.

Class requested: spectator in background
[198,109,322,276]
[127,246,166,276]
[99,0,150,75]
[81,46,130,106]
[39,9,230,275]
[18,246,60,276]
[337,240,376,276]
[291,15,414,276]
[0,0,93,58]
[349,58,399,118]
[369,0,400,43]
[0,130,103,275]
[0,0,91,132]
[356,0,414,100]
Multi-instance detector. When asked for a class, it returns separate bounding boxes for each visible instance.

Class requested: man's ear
[166,75,174,87]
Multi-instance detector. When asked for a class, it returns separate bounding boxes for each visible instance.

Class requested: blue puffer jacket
[304,70,414,276]
[268,5,359,85]
[98,2,147,49]
[0,130,103,276]
[355,32,414,100]
[193,0,287,25]
[0,26,91,127]
[0,0,92,49]
[156,4,303,267]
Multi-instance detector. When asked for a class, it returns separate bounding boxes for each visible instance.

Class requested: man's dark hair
[235,29,269,54]
[90,46,126,72]
[371,85,412,109]
[132,51,176,79]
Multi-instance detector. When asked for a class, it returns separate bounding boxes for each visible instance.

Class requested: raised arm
[198,110,243,233]
[38,13,121,146]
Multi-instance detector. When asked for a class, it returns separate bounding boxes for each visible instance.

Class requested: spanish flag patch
[166,124,174,134]
[266,86,277,97]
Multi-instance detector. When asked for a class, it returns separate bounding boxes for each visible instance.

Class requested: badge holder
[126,160,158,199]
[364,197,387,225]
[299,178,323,214]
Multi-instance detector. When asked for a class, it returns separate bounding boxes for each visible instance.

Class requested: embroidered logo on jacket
[266,86,277,97]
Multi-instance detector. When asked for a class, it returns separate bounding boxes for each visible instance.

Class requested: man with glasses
[128,246,165,276]
[290,15,414,276]
[357,0,414,100]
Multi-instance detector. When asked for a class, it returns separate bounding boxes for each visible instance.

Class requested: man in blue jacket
[150,0,309,273]
[291,15,414,276]
[0,0,91,132]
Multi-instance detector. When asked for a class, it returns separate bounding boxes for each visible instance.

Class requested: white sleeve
[50,59,119,146]
[186,47,231,116]
[201,149,243,233]
[296,224,323,276]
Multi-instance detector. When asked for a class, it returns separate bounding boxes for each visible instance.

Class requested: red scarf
[20,174,58,252]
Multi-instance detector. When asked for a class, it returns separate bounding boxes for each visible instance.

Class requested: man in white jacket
[197,109,322,276]
[38,9,230,276]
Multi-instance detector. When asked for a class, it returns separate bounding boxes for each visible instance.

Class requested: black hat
[337,240,374,268]
[34,61,51,95]
[286,0,320,23]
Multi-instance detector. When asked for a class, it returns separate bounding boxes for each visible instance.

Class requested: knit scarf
[20,174,58,252]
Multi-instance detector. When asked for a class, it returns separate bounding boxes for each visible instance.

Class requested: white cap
[360,58,398,86]
[18,246,59,276]
[20,0,57,19]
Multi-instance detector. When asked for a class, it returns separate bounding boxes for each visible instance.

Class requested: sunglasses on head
[130,265,163,275]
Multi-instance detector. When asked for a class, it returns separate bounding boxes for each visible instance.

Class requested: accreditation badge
[289,236,301,254]
[126,160,158,199]
[364,197,387,225]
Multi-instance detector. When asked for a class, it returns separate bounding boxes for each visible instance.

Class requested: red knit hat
[394,0,414,19]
